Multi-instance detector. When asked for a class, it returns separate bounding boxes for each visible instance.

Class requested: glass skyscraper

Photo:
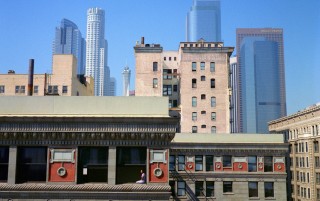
[236,28,286,133]
[53,18,85,75]
[186,0,221,42]
[86,8,109,96]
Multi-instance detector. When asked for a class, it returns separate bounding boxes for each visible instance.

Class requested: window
[169,181,175,197]
[62,86,68,94]
[316,156,320,168]
[192,126,198,133]
[178,181,186,196]
[0,85,5,94]
[200,62,205,70]
[211,126,216,133]
[201,125,206,128]
[164,57,166,61]
[201,76,206,81]
[249,182,258,197]
[201,94,206,99]
[178,155,185,171]
[201,111,206,114]
[21,86,26,93]
[174,57,177,61]
[206,155,214,171]
[33,86,38,94]
[163,69,172,80]
[15,85,25,94]
[16,147,47,183]
[192,79,197,88]
[53,86,58,94]
[163,85,172,96]
[211,97,216,107]
[223,155,232,167]
[153,78,158,88]
[173,69,177,78]
[206,181,215,197]
[248,156,257,172]
[223,181,233,193]
[210,62,215,72]
[264,182,274,198]
[316,173,320,184]
[153,62,158,71]
[317,189,320,200]
[264,156,273,172]
[173,85,178,92]
[195,155,203,171]
[192,62,197,71]
[211,112,216,121]
[192,97,197,107]
[315,141,319,153]
[169,57,171,61]
[48,85,58,94]
[306,142,308,152]
[195,181,204,197]
[0,147,9,181]
[192,112,197,121]
[172,100,178,107]
[211,79,215,88]
[169,155,176,171]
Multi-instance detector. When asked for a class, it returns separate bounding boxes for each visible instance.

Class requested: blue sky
[0,0,319,115]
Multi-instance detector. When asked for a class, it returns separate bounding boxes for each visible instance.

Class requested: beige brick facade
[0,55,93,96]
[134,40,233,133]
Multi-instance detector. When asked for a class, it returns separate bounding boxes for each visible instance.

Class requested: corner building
[135,39,234,133]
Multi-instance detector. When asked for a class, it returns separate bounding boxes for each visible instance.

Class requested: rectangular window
[169,181,175,197]
[21,86,25,93]
[211,97,216,107]
[317,189,320,200]
[211,79,215,88]
[169,155,175,171]
[173,85,178,92]
[223,181,233,193]
[53,86,58,94]
[192,79,197,88]
[178,155,185,171]
[248,156,257,172]
[210,62,215,72]
[62,86,68,94]
[33,86,38,94]
[200,62,205,70]
[192,62,196,71]
[195,155,203,171]
[264,156,273,172]
[153,78,158,88]
[163,69,172,80]
[201,94,206,99]
[178,181,186,196]
[172,100,178,107]
[163,85,172,96]
[0,85,5,94]
[192,112,197,121]
[223,155,232,167]
[249,182,258,197]
[201,76,206,81]
[173,69,177,78]
[153,62,158,71]
[192,97,197,107]
[316,173,320,184]
[306,142,308,152]
[315,156,320,168]
[315,141,319,153]
[192,126,198,133]
[206,181,215,197]
[0,147,9,181]
[195,181,204,197]
[15,86,20,93]
[48,85,53,94]
[211,126,216,133]
[201,125,206,128]
[211,112,216,121]
[206,155,214,171]
[264,182,274,198]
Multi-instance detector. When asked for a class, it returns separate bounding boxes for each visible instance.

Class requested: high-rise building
[109,77,116,96]
[186,0,221,42]
[122,65,131,96]
[86,8,108,96]
[135,38,233,133]
[230,56,239,133]
[236,28,286,133]
[53,19,86,75]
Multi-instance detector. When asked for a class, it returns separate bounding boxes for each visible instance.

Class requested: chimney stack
[27,59,34,96]
[141,37,145,45]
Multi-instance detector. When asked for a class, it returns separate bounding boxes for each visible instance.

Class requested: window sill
[223,192,234,195]
[265,197,276,200]
[249,197,260,200]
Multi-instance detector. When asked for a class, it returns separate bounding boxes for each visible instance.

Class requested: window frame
[223,181,233,193]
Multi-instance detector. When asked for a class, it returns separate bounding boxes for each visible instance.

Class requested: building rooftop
[0,96,170,117]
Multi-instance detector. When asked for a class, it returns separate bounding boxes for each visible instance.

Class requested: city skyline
[0,0,319,114]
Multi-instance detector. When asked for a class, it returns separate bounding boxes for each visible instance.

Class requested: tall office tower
[236,28,286,133]
[109,77,116,96]
[186,0,221,42]
[86,8,108,96]
[135,38,233,133]
[230,56,239,133]
[122,65,131,96]
[103,66,110,96]
[53,19,86,75]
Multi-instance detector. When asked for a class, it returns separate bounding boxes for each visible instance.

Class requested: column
[8,146,17,184]
[108,146,116,185]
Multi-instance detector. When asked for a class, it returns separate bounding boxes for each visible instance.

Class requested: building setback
[0,96,288,201]
[134,38,233,133]
[186,0,221,42]
[236,28,287,134]
[269,103,320,200]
